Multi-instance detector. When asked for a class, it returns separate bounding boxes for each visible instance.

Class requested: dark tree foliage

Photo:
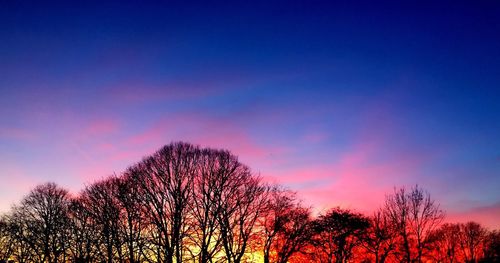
[426,221,496,263]
[311,208,370,263]
[482,230,500,262]
[427,223,462,263]
[363,209,398,263]
[460,221,488,263]
[4,212,34,263]
[0,217,13,262]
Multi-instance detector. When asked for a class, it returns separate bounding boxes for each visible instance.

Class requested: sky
[0,1,499,228]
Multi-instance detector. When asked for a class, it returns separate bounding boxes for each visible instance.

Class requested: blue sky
[0,1,499,227]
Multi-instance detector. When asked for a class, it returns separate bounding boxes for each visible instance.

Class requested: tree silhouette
[129,142,199,263]
[427,223,461,263]
[482,229,500,262]
[188,150,224,263]
[189,146,264,263]
[260,187,312,263]
[0,142,498,263]
[311,207,370,263]
[363,209,398,263]
[0,217,13,262]
[80,178,124,263]
[217,173,267,263]
[460,221,488,263]
[114,175,147,263]
[123,142,268,263]
[384,185,444,263]
[67,197,99,263]
[8,183,71,263]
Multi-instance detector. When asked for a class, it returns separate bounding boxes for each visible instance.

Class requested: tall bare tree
[189,148,226,263]
[216,164,268,263]
[385,185,445,263]
[114,175,148,263]
[129,142,199,263]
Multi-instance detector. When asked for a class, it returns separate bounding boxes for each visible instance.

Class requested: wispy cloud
[0,127,36,141]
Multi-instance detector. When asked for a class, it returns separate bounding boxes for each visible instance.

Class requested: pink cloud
[446,202,500,230]
[263,97,431,214]
[57,119,122,169]
[262,165,334,186]
[292,146,422,214]
[292,88,442,214]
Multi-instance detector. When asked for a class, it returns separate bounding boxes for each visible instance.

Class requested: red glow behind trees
[0,142,498,263]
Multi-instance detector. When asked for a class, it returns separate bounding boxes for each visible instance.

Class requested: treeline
[0,142,498,263]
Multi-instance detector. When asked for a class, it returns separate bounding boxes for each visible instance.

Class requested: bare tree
[8,182,71,263]
[385,185,444,263]
[189,148,226,263]
[114,174,148,263]
[80,178,124,263]
[261,187,295,263]
[129,142,199,263]
[216,162,268,263]
[7,142,498,263]
[384,187,411,263]
[4,210,38,263]
[67,196,100,263]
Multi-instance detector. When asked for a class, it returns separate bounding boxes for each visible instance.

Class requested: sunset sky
[1,1,499,228]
